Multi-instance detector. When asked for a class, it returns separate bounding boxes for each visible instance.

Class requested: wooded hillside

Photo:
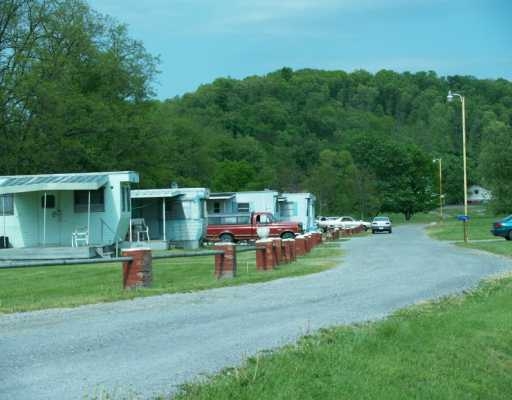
[2,1,511,217]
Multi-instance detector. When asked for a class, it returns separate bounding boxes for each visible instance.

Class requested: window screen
[74,188,105,213]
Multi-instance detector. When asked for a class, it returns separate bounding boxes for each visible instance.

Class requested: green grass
[385,211,440,225]
[0,242,343,314]
[460,242,512,258]
[426,205,504,241]
[425,205,512,259]
[172,275,512,400]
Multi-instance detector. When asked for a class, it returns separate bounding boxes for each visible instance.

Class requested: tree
[346,134,435,220]
[0,0,159,174]
[478,115,512,213]
[306,149,358,215]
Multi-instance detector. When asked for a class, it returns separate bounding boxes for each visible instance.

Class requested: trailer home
[0,171,138,255]
[278,192,317,232]
[131,187,209,249]
[235,190,279,215]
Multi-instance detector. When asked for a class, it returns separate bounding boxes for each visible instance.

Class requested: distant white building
[467,185,492,204]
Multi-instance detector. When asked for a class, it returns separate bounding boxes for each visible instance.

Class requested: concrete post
[256,239,275,270]
[304,234,312,253]
[272,238,282,266]
[312,232,322,246]
[282,239,294,263]
[122,248,152,289]
[214,243,237,279]
[295,235,306,256]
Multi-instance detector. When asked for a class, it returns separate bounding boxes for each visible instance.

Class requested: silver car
[371,216,392,234]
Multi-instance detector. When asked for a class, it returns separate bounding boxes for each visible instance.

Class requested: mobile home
[131,187,209,249]
[0,171,138,251]
[278,192,317,232]
[206,192,236,215]
[234,190,279,215]
[467,185,492,204]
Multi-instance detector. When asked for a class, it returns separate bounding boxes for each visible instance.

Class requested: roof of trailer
[0,171,138,194]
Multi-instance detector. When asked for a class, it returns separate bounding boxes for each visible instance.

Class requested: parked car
[317,216,370,231]
[371,216,392,234]
[336,216,371,231]
[490,215,512,240]
[316,216,340,230]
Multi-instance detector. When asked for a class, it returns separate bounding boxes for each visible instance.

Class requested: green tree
[0,0,159,175]
[478,115,512,213]
[306,149,358,215]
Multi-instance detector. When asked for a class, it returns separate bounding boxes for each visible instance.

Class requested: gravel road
[1,225,511,399]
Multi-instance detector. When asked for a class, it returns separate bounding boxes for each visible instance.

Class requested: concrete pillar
[214,243,237,279]
[295,235,306,256]
[264,239,275,270]
[312,232,322,246]
[256,239,275,270]
[272,238,282,266]
[122,248,152,289]
[282,239,294,263]
[290,238,297,261]
[256,240,266,270]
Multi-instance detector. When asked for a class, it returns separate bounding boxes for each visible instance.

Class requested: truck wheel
[281,232,295,239]
[219,233,234,243]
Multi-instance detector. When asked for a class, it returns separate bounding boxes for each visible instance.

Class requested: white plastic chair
[132,218,150,242]
[72,226,89,247]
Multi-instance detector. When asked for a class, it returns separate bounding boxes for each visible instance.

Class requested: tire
[389,228,392,234]
[281,232,295,240]
[372,230,376,234]
[506,230,512,241]
[219,233,234,243]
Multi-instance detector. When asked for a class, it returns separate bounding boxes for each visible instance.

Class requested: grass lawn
[385,211,439,225]
[460,242,512,258]
[0,242,344,314]
[425,205,497,242]
[424,205,512,257]
[172,275,512,400]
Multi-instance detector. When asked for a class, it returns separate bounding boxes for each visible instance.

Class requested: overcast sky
[88,0,512,100]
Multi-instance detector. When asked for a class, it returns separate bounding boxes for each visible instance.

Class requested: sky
[88,0,512,100]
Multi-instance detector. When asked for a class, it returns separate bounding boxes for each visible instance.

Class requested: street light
[433,158,443,220]
[447,90,468,243]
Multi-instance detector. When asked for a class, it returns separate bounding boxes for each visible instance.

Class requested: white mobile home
[0,171,138,250]
[235,190,279,215]
[278,192,317,232]
[206,192,236,215]
[467,185,492,204]
[131,187,209,249]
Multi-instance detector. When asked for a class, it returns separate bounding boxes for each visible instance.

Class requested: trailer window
[237,202,250,213]
[0,194,14,215]
[74,188,105,213]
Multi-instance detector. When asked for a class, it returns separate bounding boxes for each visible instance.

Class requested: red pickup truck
[206,212,302,243]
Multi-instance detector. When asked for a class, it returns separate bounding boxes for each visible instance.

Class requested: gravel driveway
[1,225,511,399]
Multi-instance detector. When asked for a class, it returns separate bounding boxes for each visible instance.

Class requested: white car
[317,216,371,231]
[371,216,392,234]
[336,216,371,230]
[316,216,340,230]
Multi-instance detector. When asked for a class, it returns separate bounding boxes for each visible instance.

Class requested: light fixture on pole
[447,90,468,243]
[433,158,443,220]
